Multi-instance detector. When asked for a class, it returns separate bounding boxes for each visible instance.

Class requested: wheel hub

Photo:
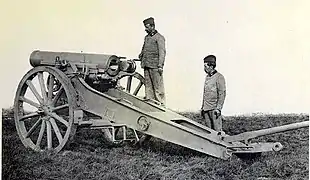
[38,105,53,116]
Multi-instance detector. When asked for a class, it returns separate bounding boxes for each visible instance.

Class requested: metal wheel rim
[119,72,145,96]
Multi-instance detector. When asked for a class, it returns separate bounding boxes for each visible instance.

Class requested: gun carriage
[13,50,309,160]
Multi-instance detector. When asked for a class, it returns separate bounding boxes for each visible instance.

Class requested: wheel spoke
[20,112,40,121]
[52,104,69,112]
[26,80,44,104]
[133,82,143,96]
[19,96,40,108]
[47,75,55,102]
[126,76,133,93]
[50,112,69,127]
[36,120,46,148]
[52,86,64,106]
[46,121,52,149]
[25,118,42,138]
[38,72,48,103]
[49,118,63,144]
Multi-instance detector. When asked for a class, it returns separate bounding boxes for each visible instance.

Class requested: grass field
[2,108,309,180]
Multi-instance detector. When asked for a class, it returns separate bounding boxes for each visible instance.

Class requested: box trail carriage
[13,50,309,160]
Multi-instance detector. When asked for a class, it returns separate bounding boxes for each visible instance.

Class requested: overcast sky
[1,0,309,115]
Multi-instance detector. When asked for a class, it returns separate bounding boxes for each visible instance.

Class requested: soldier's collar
[148,30,158,36]
[207,70,217,77]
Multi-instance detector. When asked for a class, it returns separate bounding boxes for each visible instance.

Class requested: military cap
[203,55,216,63]
[143,17,155,25]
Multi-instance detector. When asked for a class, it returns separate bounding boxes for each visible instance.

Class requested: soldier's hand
[200,109,205,118]
[158,67,163,75]
[214,109,221,118]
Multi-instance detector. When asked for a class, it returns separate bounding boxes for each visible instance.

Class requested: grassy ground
[2,108,309,180]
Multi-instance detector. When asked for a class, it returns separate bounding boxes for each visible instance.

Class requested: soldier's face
[144,24,154,33]
[204,62,213,73]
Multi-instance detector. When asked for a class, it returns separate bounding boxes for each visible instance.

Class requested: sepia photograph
[1,0,309,179]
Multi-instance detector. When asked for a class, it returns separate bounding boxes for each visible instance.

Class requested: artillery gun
[13,50,309,160]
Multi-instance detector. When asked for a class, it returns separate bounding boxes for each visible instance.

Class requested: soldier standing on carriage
[139,17,166,106]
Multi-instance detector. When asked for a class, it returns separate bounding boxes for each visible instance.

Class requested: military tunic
[202,72,226,111]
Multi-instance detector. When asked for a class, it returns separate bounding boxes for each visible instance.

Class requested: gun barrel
[29,50,119,69]
[223,121,309,143]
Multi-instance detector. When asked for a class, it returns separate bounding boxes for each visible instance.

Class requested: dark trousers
[202,110,222,131]
[144,68,165,105]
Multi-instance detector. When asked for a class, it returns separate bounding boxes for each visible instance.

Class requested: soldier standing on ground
[201,55,226,131]
[139,17,166,106]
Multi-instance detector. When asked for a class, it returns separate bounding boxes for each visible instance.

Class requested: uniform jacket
[140,31,166,68]
[202,71,226,111]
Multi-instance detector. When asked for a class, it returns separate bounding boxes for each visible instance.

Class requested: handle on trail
[223,121,309,143]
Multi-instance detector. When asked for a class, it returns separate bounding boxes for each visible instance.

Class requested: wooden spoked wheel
[102,72,152,146]
[14,66,77,152]
[118,72,146,96]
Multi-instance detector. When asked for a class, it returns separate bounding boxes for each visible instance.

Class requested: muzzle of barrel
[106,56,120,76]
[119,60,136,73]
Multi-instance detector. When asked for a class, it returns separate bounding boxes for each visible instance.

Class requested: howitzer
[13,50,309,160]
